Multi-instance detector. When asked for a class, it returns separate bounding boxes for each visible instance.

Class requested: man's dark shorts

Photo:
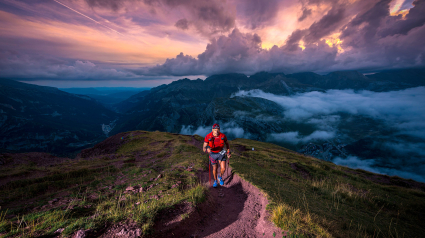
[209,151,227,165]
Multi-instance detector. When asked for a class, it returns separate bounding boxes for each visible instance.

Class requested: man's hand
[203,143,211,153]
[227,150,231,158]
[203,142,209,153]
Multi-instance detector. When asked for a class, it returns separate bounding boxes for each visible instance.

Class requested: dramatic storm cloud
[133,28,339,76]
[134,0,425,76]
[0,0,423,84]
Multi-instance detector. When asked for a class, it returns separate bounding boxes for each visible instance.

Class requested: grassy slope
[229,138,425,238]
[0,131,207,237]
[0,132,424,237]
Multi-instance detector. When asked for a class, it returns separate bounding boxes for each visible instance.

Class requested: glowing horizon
[0,0,422,87]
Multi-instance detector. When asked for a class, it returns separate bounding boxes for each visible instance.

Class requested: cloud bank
[235,87,425,182]
[180,121,250,139]
[234,87,425,139]
[268,130,336,144]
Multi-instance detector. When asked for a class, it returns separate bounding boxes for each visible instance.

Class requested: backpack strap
[208,136,214,148]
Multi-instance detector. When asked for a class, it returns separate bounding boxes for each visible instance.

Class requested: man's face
[212,128,219,136]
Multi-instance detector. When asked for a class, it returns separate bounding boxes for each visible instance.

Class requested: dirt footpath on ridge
[153,164,285,238]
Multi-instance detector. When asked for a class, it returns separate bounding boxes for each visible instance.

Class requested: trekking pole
[207,152,211,187]
[205,147,212,187]
[227,154,229,180]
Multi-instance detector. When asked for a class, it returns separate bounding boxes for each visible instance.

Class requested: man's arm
[225,141,231,158]
[203,142,211,153]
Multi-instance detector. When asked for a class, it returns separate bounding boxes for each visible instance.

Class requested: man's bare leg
[219,160,226,178]
[212,164,218,181]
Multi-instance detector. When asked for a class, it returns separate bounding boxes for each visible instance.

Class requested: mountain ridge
[111,68,425,136]
[0,78,118,156]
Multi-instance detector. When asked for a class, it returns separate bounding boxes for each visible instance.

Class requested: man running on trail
[203,123,231,187]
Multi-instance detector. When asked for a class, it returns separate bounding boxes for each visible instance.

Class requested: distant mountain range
[59,87,150,111]
[0,79,118,156]
[112,68,425,135]
[1,68,424,157]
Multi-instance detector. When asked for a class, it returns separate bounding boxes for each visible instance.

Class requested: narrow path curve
[199,166,284,238]
[155,165,285,238]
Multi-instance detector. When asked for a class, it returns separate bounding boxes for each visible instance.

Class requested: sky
[0,0,424,87]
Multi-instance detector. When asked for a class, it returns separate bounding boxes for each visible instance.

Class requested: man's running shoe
[218,176,224,186]
[213,180,218,188]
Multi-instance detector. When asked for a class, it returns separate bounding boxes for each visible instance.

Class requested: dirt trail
[154,165,285,238]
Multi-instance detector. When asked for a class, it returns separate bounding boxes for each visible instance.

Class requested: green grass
[0,131,208,237]
[2,131,423,237]
[229,138,425,238]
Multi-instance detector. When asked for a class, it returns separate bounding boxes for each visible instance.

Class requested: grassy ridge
[1,132,424,237]
[229,138,425,237]
[0,131,208,237]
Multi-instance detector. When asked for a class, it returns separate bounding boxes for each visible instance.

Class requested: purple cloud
[134,0,425,76]
[131,28,338,76]
[379,0,425,37]
[303,6,346,44]
[298,7,312,22]
[232,0,282,29]
[175,18,189,30]
[0,50,135,80]
[84,0,236,36]
[1,0,424,81]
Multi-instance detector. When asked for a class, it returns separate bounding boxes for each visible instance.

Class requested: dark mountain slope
[366,68,425,85]
[0,78,118,156]
[114,90,151,113]
[112,73,294,134]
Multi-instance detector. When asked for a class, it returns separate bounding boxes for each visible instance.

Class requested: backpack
[208,133,225,149]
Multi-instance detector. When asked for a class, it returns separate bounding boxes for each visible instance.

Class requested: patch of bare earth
[99,222,143,238]
[150,167,284,238]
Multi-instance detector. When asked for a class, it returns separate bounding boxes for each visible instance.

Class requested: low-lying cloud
[268,130,335,144]
[180,121,250,139]
[234,87,425,139]
[235,87,425,182]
